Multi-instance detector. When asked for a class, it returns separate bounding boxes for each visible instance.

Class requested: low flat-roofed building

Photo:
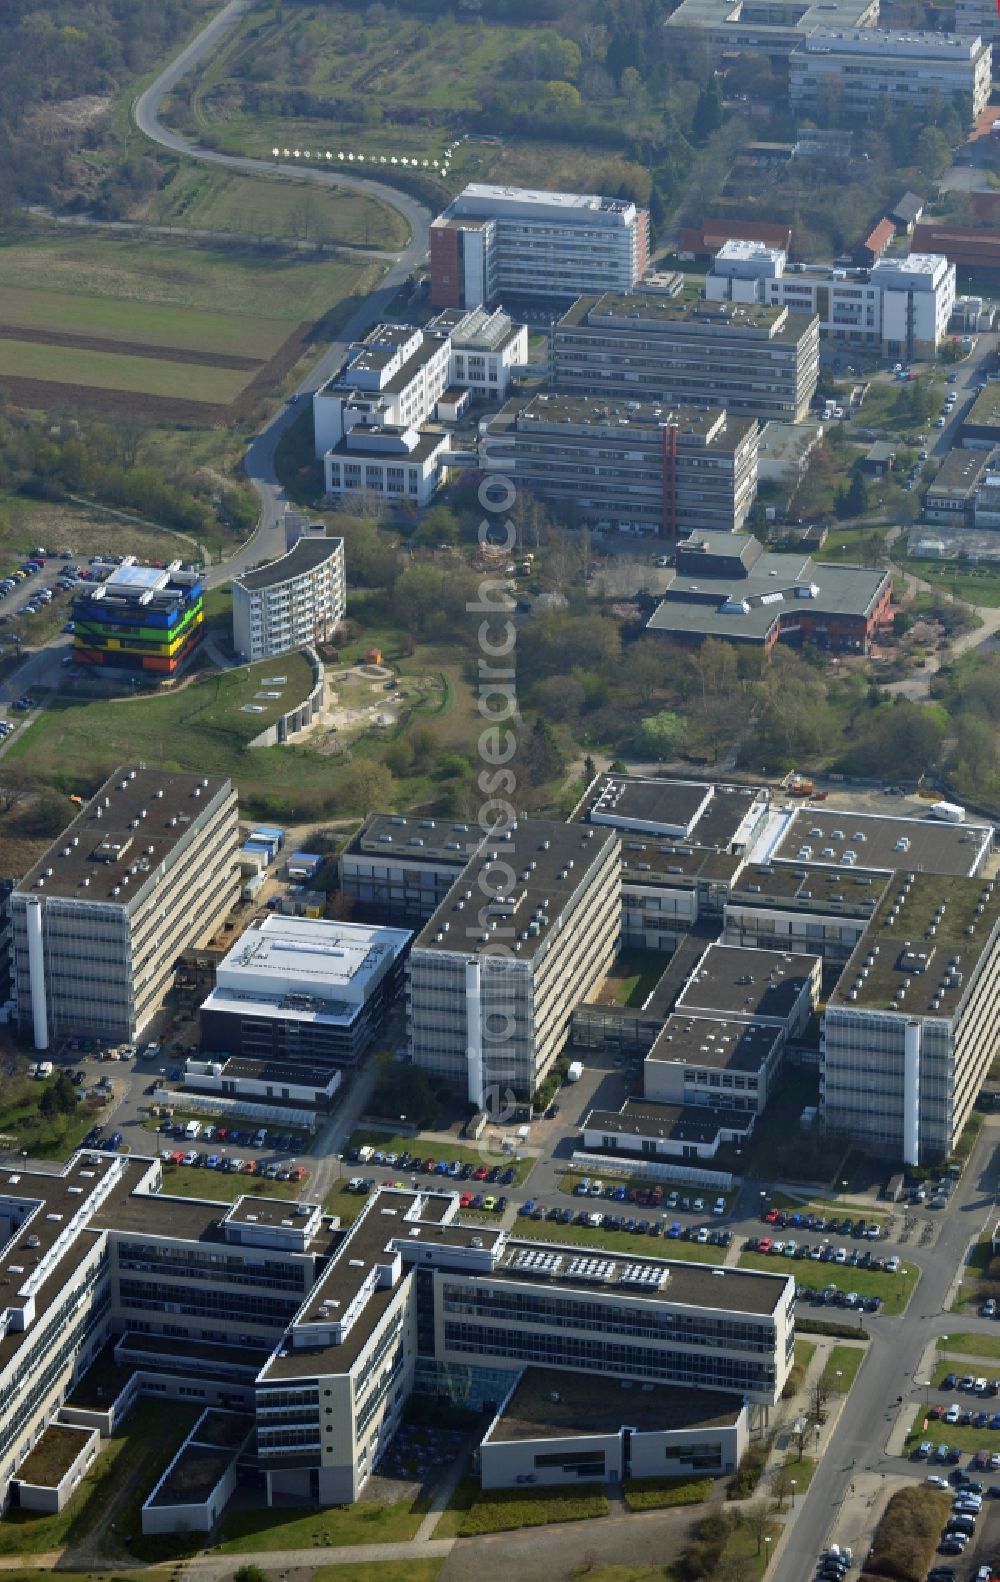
[961,384,1000,448]
[674,942,820,1035]
[10,766,238,1047]
[199,914,411,1068]
[480,1367,748,1489]
[911,223,1000,279]
[823,872,1000,1162]
[408,819,621,1104]
[771,806,993,877]
[573,774,770,949]
[646,532,891,655]
[339,812,486,924]
[665,0,878,61]
[724,860,888,964]
[644,1013,785,1114]
[182,1055,341,1106]
[757,421,824,488]
[924,447,994,524]
[582,1097,756,1160]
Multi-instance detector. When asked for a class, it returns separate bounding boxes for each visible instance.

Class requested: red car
[460,1191,474,1208]
[758,1237,773,1253]
[290,1166,306,1183]
[928,1405,944,1420]
[764,1208,780,1224]
[215,1127,229,1142]
[473,1165,489,1181]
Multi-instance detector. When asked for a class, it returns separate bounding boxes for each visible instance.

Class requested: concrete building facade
[407,820,621,1105]
[9,767,238,1046]
[481,394,759,537]
[232,535,346,663]
[789,29,992,122]
[550,293,820,424]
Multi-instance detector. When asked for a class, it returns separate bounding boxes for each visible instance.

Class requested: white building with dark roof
[232,534,345,663]
[9,767,238,1045]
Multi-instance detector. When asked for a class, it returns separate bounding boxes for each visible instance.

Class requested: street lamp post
[790,1478,797,1510]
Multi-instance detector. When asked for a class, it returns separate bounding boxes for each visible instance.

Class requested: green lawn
[782,1452,818,1493]
[622,1475,712,1511]
[517,1216,729,1264]
[217,1497,428,1552]
[598,948,668,1008]
[821,1344,866,1393]
[902,556,1000,610]
[904,1405,1000,1457]
[145,165,409,252]
[738,1252,917,1315]
[952,1233,994,1311]
[0,1400,202,1560]
[0,337,250,403]
[938,1332,1000,1362]
[348,1129,534,1186]
[783,1339,817,1399]
[434,1475,608,1538]
[313,1565,444,1582]
[154,1162,303,1203]
[324,1178,372,1225]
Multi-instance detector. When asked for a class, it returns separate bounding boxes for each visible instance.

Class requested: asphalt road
[772,1120,1000,1582]
[131,0,433,586]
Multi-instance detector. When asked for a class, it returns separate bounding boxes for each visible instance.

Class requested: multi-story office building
[0,1160,792,1518]
[199,914,412,1068]
[482,395,759,538]
[72,560,204,677]
[550,293,820,424]
[725,862,889,965]
[706,240,957,360]
[232,534,345,663]
[313,325,453,459]
[643,1013,785,1116]
[665,0,879,62]
[789,30,992,122]
[956,0,1000,46]
[924,449,995,525]
[822,873,1000,1163]
[9,767,238,1046]
[430,184,649,309]
[407,819,621,1105]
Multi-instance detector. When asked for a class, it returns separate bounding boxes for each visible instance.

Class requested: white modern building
[9,767,238,1046]
[822,873,1000,1164]
[232,533,345,663]
[789,29,992,122]
[665,0,879,60]
[199,914,412,1068]
[706,240,957,359]
[426,305,529,398]
[407,819,621,1105]
[430,183,650,310]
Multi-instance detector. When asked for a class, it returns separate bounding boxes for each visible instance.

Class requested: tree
[234,1567,271,1582]
[808,1377,831,1426]
[583,753,597,784]
[637,710,686,761]
[692,78,724,142]
[336,759,395,814]
[770,1460,793,1511]
[744,1500,772,1555]
[916,126,952,179]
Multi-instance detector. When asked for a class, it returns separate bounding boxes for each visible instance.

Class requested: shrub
[866,1487,950,1582]
[728,1439,770,1500]
[623,1476,712,1511]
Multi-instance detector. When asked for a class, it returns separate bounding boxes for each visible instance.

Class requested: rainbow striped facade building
[72,560,204,677]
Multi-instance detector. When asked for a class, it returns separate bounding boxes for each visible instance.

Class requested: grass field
[821,1344,866,1393]
[312,1565,443,1582]
[738,1251,917,1315]
[348,1130,534,1186]
[598,948,667,1008]
[154,1163,303,1203]
[0,337,250,402]
[435,1476,608,1538]
[217,1496,428,1552]
[517,1216,728,1264]
[938,1332,1000,1362]
[905,1405,1000,1456]
[901,556,1000,610]
[0,236,360,340]
[142,165,409,252]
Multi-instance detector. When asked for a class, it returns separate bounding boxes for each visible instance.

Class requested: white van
[184,1119,202,1141]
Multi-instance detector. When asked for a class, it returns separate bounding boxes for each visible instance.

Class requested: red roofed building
[911,223,1000,277]
[678,220,793,259]
[857,217,896,267]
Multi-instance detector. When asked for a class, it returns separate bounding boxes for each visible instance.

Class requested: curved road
[133,0,432,583]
